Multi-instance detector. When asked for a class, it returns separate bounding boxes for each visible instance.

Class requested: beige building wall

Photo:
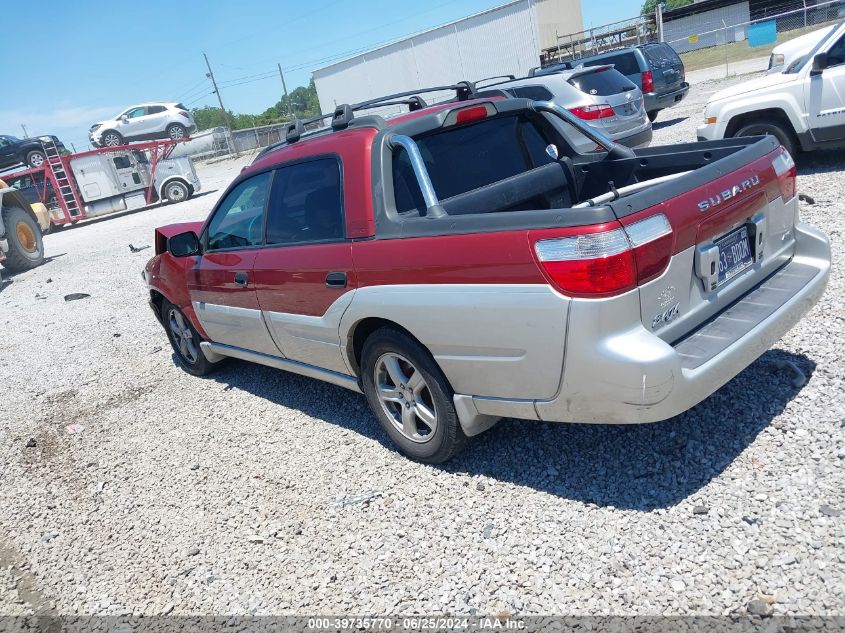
[535,0,584,50]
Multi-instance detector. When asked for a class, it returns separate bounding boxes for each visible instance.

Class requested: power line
[175,77,211,101]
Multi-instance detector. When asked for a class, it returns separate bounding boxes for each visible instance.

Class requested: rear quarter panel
[344,232,568,400]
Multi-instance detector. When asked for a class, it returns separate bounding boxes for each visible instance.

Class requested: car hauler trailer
[0,137,200,228]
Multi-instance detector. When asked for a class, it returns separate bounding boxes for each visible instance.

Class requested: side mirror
[167,231,200,257]
[811,52,828,75]
[121,115,129,123]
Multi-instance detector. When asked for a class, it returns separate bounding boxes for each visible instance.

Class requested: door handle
[325,271,347,288]
[234,271,249,288]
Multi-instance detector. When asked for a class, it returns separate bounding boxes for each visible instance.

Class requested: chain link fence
[663,0,844,74]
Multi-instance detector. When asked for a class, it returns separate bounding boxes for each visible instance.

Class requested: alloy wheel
[29,153,44,167]
[373,352,438,443]
[168,308,199,364]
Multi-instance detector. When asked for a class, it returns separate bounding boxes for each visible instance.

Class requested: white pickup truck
[698,18,845,156]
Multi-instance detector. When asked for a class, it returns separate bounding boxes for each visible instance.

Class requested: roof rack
[269,82,476,149]
[473,75,516,88]
[254,82,481,161]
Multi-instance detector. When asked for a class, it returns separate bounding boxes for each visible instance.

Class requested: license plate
[716,225,753,286]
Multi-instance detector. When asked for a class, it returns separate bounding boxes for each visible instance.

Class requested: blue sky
[3,0,640,149]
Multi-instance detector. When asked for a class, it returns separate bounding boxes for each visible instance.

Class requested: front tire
[101,130,124,147]
[162,300,218,377]
[361,327,467,463]
[0,206,44,272]
[734,121,797,157]
[26,150,46,168]
[163,180,190,204]
[167,123,188,141]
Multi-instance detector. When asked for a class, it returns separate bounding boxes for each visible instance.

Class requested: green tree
[191,78,321,131]
[641,0,693,16]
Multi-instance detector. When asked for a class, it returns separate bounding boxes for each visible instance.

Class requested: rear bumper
[455,221,830,429]
[616,125,653,149]
[645,82,690,113]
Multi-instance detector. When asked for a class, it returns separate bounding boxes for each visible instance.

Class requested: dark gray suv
[533,43,689,122]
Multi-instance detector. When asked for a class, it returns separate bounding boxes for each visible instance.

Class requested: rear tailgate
[641,43,684,93]
[566,66,646,135]
[618,143,798,344]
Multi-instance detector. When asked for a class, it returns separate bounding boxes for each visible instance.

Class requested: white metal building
[312,0,582,116]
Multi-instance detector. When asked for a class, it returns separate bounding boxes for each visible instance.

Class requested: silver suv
[476,66,652,153]
[90,103,197,148]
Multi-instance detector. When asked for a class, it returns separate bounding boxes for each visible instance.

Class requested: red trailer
[0,138,188,227]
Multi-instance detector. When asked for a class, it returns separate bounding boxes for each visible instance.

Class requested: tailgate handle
[694,244,720,292]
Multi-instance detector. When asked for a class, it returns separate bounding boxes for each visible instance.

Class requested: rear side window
[147,105,166,114]
[508,85,555,101]
[568,69,637,96]
[641,44,682,68]
[175,103,188,111]
[265,158,344,245]
[392,114,554,214]
[582,53,640,75]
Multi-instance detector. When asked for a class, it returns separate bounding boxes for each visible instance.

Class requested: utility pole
[203,52,236,156]
[20,124,29,138]
[277,63,291,117]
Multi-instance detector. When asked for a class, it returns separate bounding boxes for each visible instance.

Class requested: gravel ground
[1,70,843,620]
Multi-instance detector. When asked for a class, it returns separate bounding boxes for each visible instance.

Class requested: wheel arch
[346,316,428,378]
[724,107,799,140]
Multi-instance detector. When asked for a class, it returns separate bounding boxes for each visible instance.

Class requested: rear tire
[101,130,123,147]
[26,150,46,168]
[361,327,467,464]
[1,206,44,272]
[162,299,218,377]
[647,110,659,122]
[167,123,188,141]
[734,121,797,157]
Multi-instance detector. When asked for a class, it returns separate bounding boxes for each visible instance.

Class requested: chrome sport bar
[530,100,636,160]
[388,134,446,218]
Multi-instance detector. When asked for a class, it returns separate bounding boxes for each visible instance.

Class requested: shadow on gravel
[797,150,845,175]
[652,116,686,130]
[207,348,814,511]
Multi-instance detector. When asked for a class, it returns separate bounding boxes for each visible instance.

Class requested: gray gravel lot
[0,70,843,619]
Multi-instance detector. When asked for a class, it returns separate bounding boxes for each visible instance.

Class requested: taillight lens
[771,150,796,201]
[534,214,673,298]
[641,70,654,94]
[569,104,615,120]
[178,110,191,119]
[455,105,489,124]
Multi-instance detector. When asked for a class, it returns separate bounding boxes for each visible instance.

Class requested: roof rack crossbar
[473,75,516,88]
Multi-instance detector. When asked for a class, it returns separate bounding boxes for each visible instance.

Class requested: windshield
[787,19,845,73]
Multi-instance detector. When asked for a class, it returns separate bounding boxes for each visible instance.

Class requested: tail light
[178,110,192,119]
[533,214,673,298]
[569,104,615,120]
[455,106,489,124]
[641,70,654,94]
[771,150,796,201]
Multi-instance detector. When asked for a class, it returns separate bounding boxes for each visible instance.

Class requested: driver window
[827,35,845,67]
[206,171,271,251]
[126,107,146,119]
